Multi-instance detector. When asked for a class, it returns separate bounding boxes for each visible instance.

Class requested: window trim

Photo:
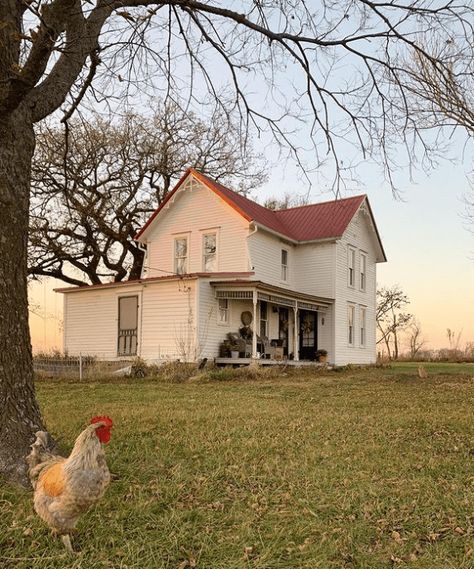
[348,246,356,288]
[173,235,189,275]
[348,304,355,346]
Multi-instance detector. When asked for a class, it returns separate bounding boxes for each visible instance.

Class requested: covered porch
[211,280,333,364]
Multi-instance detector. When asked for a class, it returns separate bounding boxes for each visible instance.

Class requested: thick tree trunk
[0,111,46,486]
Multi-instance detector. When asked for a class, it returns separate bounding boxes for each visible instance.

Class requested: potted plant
[315,349,328,363]
[225,332,241,359]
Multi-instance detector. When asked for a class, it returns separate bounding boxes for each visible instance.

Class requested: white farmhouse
[57,168,386,365]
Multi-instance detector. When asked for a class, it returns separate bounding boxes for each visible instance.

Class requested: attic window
[174,237,188,275]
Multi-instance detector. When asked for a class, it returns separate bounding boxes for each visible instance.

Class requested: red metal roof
[136,168,368,243]
[274,196,366,241]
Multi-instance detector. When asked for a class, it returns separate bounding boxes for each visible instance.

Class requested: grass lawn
[2,367,474,568]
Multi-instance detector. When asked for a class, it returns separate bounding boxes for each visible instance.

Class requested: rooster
[26,416,113,553]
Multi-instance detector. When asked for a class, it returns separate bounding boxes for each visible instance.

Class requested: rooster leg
[61,534,75,554]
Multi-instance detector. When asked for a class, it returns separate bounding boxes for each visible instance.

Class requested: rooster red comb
[90,416,113,428]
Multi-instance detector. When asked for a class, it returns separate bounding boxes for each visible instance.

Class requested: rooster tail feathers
[26,431,56,487]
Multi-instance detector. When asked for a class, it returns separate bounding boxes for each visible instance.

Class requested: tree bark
[0,110,46,486]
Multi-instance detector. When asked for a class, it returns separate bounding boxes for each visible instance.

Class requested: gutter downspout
[247,223,258,272]
[137,241,148,278]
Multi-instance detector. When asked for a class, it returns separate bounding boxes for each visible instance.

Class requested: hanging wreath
[302,318,313,334]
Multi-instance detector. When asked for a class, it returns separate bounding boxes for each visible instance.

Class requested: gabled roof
[136,168,386,260]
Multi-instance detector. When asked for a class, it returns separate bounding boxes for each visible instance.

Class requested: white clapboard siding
[317,309,333,362]
[247,229,296,289]
[292,242,336,298]
[140,280,197,362]
[333,205,379,365]
[63,285,143,359]
[145,180,250,277]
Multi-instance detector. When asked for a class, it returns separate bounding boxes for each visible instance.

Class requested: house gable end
[341,198,387,263]
[136,169,251,242]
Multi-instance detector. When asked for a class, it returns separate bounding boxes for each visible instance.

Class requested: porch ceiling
[210,279,333,311]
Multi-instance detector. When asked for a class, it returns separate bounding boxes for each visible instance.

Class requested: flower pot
[231,351,239,359]
[317,355,327,363]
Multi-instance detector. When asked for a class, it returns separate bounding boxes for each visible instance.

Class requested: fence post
[79,353,83,381]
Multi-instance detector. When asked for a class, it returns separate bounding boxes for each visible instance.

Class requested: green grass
[3,368,474,568]
[388,362,474,375]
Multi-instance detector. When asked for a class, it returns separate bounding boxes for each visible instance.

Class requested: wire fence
[33,354,134,380]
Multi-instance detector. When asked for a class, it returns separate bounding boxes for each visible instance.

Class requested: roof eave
[359,197,388,263]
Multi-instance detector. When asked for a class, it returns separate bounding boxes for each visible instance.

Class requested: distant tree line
[377,285,472,362]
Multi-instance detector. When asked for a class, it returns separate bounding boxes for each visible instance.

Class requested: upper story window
[218,298,228,324]
[348,246,355,287]
[360,306,366,347]
[348,304,355,346]
[360,253,367,291]
[281,249,288,282]
[174,236,188,274]
[203,233,217,272]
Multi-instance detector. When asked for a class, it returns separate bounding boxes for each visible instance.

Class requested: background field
[2,365,474,568]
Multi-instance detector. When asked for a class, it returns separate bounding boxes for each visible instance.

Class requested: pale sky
[29,153,474,353]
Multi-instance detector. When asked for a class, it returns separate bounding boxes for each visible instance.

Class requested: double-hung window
[360,253,367,291]
[281,249,288,282]
[203,233,217,272]
[360,306,366,347]
[218,298,228,324]
[348,304,355,346]
[174,237,188,275]
[348,247,355,287]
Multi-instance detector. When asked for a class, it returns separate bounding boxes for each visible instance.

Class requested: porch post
[252,290,258,359]
[293,304,299,361]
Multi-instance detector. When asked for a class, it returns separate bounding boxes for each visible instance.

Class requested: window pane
[175,238,187,257]
[348,305,354,344]
[203,234,216,272]
[204,234,216,254]
[218,298,228,323]
[281,249,288,265]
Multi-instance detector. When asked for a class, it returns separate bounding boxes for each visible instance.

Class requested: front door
[299,310,317,360]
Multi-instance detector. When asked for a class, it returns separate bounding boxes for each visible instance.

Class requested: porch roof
[210,279,333,310]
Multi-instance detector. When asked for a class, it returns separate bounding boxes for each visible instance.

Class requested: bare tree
[376,285,412,360]
[407,319,426,360]
[1,1,474,485]
[263,193,309,211]
[29,105,267,286]
[404,45,474,137]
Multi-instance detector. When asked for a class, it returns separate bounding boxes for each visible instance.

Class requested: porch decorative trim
[215,290,253,299]
[298,301,327,313]
[257,292,295,307]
